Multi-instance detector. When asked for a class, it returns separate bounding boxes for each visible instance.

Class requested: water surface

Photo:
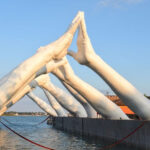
[0,116,142,150]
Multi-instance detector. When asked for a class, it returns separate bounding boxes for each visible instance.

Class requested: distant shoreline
[2,111,47,116]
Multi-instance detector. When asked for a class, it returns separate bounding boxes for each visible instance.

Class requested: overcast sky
[0,0,150,112]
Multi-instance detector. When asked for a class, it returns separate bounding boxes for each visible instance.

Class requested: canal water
[0,116,142,150]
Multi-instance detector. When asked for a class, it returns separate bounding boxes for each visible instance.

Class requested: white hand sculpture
[68,12,96,65]
[68,13,150,120]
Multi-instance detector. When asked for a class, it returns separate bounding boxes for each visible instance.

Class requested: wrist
[65,74,80,88]
[65,73,74,83]
[86,53,99,67]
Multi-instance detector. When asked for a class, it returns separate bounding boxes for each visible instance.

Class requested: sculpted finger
[52,67,66,81]
[79,12,88,39]
[67,50,76,59]
[67,11,83,35]
[46,59,67,73]
[53,49,67,60]
[53,59,67,70]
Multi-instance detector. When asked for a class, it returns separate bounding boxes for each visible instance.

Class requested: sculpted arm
[0,59,66,115]
[0,80,57,116]
[52,58,129,120]
[43,89,69,117]
[68,13,150,120]
[35,74,87,117]
[61,81,97,118]
[27,92,57,116]
[0,84,32,116]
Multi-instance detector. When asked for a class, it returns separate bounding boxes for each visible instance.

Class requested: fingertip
[80,15,88,38]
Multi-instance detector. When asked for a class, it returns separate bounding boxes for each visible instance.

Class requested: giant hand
[68,13,150,120]
[68,12,96,65]
[0,11,82,108]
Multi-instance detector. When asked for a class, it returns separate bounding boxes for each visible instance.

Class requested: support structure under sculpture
[0,11,82,109]
[27,92,57,116]
[68,13,150,120]
[52,58,129,120]
[34,74,88,117]
[43,89,69,117]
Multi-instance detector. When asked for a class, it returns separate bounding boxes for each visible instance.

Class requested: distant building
[106,95,125,106]
[106,95,145,119]
[119,106,135,115]
[106,95,135,115]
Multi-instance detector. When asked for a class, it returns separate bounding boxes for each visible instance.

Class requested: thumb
[53,59,67,70]
[46,59,67,73]
[67,49,76,59]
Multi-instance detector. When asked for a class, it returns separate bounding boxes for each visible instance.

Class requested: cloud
[98,0,143,8]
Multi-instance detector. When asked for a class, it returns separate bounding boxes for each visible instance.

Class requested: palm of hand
[76,34,95,65]
[68,18,96,65]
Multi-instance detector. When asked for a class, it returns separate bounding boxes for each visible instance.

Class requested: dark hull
[48,117,150,150]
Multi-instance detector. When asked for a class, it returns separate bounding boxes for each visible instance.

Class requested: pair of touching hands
[47,11,96,80]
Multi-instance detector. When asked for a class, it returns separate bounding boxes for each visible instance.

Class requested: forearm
[0,77,39,115]
[87,54,150,120]
[62,81,87,104]
[43,89,68,117]
[41,82,87,117]
[88,54,136,95]
[0,85,31,116]
[61,73,129,119]
[62,81,97,118]
[0,51,65,108]
[0,51,53,107]
[0,11,81,107]
[65,74,107,105]
[27,92,57,116]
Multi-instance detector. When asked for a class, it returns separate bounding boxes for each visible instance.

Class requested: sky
[0,0,150,112]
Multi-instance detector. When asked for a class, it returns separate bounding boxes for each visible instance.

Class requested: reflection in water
[0,116,144,150]
[0,126,22,150]
[0,130,8,149]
